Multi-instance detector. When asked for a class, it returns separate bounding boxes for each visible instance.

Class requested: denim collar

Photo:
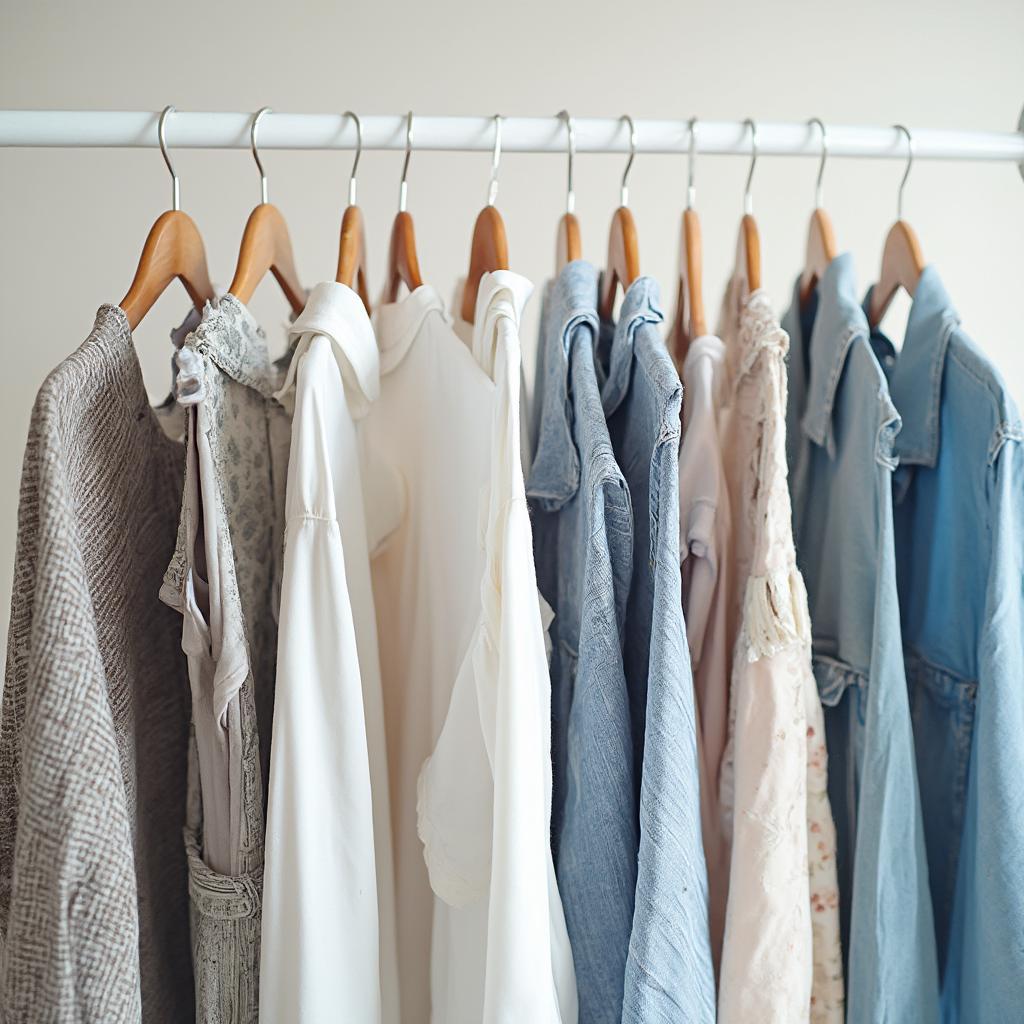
[864,265,958,467]
[598,274,664,416]
[801,252,870,458]
[525,260,599,510]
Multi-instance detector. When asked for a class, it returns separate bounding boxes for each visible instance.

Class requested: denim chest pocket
[812,652,868,719]
[904,652,978,968]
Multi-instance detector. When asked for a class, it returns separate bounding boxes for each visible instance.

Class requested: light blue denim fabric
[865,266,1024,1022]
[782,253,940,1023]
[598,277,716,1023]
[527,261,637,1024]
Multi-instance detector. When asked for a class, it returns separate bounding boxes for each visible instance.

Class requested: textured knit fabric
[716,280,844,1023]
[160,295,289,1024]
[0,305,193,1022]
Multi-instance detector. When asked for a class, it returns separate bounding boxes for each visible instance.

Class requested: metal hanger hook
[686,116,698,210]
[808,117,828,209]
[250,107,272,205]
[398,110,413,213]
[743,118,758,215]
[487,114,503,207]
[343,110,362,207]
[158,105,180,211]
[556,110,576,215]
[894,123,913,220]
[619,115,637,208]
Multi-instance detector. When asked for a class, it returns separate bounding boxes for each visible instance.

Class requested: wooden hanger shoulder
[383,210,424,305]
[337,204,372,314]
[868,219,925,327]
[461,205,509,324]
[119,209,215,332]
[229,202,305,314]
[598,206,640,321]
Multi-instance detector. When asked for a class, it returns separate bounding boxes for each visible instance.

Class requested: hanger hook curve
[808,117,828,209]
[487,114,503,207]
[743,118,758,215]
[398,111,413,213]
[158,105,180,211]
[619,115,637,207]
[343,110,362,207]
[894,123,913,220]
[687,116,698,210]
[250,107,272,205]
[556,110,576,215]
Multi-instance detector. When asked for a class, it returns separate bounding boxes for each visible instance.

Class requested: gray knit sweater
[0,305,194,1022]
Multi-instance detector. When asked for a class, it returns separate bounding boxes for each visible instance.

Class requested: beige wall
[1,0,1022,640]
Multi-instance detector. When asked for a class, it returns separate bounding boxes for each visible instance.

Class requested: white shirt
[364,278,576,1023]
[418,273,577,1024]
[259,283,400,1024]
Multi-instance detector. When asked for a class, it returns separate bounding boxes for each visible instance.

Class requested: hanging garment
[360,284,494,1021]
[0,305,193,1022]
[416,271,577,1023]
[259,282,399,1023]
[597,276,717,1023]
[782,254,940,1023]
[526,261,637,1024]
[863,267,1024,1021]
[160,295,290,1024]
[716,278,843,1023]
[677,331,734,970]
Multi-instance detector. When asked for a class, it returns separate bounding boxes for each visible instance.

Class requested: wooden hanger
[669,209,707,365]
[735,118,762,295]
[462,115,510,324]
[599,116,641,321]
[383,111,425,304]
[669,118,707,366]
[119,106,215,331]
[800,119,838,307]
[868,125,925,328]
[228,108,305,314]
[335,111,372,314]
[555,110,583,270]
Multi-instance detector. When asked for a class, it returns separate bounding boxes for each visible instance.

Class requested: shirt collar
[455,270,534,381]
[277,281,380,419]
[801,252,870,457]
[598,274,664,416]
[525,260,599,511]
[865,265,958,467]
[373,284,448,375]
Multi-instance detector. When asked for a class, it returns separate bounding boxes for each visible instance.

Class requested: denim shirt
[782,254,940,1023]
[527,262,637,1024]
[865,267,1024,1022]
[599,277,716,1023]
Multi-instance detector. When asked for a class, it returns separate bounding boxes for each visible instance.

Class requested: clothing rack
[2,111,1024,167]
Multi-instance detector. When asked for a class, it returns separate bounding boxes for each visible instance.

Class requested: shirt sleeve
[949,433,1024,1016]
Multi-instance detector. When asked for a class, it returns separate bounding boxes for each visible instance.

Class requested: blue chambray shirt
[865,266,1024,1022]
[782,253,941,1023]
[527,262,637,1024]
[598,277,716,1023]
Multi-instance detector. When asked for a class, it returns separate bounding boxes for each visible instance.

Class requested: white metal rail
[1,111,1023,165]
